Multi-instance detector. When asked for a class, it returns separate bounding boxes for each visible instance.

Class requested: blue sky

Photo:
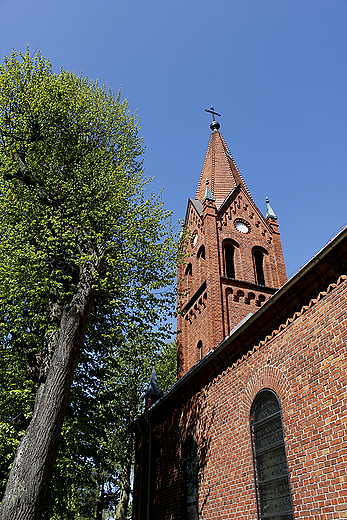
[1,0,346,279]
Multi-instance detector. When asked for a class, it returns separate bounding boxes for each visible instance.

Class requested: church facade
[133,118,347,520]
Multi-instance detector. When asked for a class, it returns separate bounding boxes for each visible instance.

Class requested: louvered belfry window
[250,390,294,520]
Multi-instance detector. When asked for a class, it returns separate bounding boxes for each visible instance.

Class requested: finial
[266,197,277,220]
[205,106,221,131]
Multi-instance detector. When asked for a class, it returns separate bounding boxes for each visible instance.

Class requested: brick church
[133,113,347,520]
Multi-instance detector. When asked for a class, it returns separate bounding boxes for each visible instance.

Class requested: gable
[217,184,274,240]
[185,198,203,227]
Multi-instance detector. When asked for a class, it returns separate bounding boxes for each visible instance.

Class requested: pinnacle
[266,197,277,219]
[145,366,161,396]
[203,179,215,203]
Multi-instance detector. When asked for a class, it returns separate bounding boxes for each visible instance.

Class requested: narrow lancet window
[224,245,235,279]
[185,263,192,277]
[197,340,203,360]
[182,436,199,520]
[197,245,205,259]
[250,390,294,520]
[253,250,265,286]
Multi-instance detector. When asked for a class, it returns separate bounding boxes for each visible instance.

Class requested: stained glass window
[250,391,294,520]
[182,436,199,520]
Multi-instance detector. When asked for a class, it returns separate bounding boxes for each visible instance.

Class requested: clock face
[235,220,250,234]
[192,234,198,246]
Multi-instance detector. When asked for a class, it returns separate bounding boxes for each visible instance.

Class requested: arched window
[197,245,205,259]
[253,249,265,286]
[250,390,294,520]
[224,245,235,279]
[185,263,192,277]
[182,436,199,520]
[197,340,203,360]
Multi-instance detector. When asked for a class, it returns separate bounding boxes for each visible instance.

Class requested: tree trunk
[95,477,105,520]
[115,443,133,520]
[0,260,100,520]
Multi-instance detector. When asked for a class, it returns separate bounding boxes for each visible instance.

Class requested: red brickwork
[195,130,252,208]
[178,130,287,378]
[140,274,347,520]
[133,124,347,520]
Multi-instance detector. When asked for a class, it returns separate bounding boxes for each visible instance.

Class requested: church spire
[195,128,252,209]
[144,366,162,409]
[145,366,161,396]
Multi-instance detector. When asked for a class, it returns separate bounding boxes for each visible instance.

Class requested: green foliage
[156,340,177,393]
[0,49,175,354]
[0,49,177,517]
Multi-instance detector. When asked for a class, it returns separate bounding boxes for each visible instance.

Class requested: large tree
[0,320,177,520]
[41,339,177,520]
[0,50,176,520]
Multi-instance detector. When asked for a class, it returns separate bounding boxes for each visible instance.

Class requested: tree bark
[0,259,101,520]
[95,477,105,520]
[115,441,133,520]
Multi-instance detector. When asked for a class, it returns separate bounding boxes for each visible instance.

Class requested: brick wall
[149,275,347,519]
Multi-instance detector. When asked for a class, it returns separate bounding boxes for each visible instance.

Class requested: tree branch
[3,150,56,207]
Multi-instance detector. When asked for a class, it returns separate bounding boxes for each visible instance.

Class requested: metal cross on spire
[205,106,221,131]
[205,106,221,121]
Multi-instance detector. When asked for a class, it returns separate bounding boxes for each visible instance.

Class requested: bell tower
[177,111,287,378]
